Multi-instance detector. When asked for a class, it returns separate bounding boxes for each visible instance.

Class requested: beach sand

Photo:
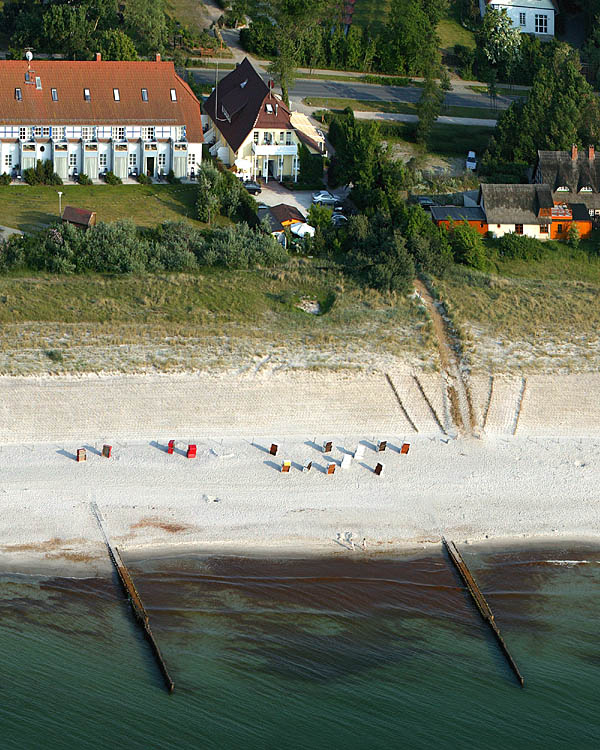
[0,370,598,574]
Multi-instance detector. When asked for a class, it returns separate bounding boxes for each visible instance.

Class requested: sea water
[0,544,599,750]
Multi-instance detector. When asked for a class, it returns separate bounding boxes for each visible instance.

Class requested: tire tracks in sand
[414,279,476,436]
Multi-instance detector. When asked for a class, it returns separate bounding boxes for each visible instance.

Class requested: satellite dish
[25,51,33,62]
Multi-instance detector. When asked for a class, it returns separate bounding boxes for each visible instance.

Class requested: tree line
[1,0,198,60]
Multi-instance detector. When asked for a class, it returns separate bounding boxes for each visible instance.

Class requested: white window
[170,88,177,101]
[580,186,593,192]
[535,14,548,34]
[19,127,28,140]
[141,88,148,102]
[279,131,284,143]
[285,132,292,145]
[42,127,50,138]
[176,126,185,141]
[519,12,526,26]
[188,153,196,166]
[81,126,92,141]
[113,88,120,101]
[556,186,569,192]
[84,88,91,101]
[142,127,155,141]
[53,126,66,141]
[99,153,107,167]
[15,88,22,101]
[33,126,42,137]
[253,131,259,144]
[4,153,12,167]
[128,153,137,167]
[69,153,77,167]
[158,153,166,167]
[51,88,58,101]
[112,126,125,140]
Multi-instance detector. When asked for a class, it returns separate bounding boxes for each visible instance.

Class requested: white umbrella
[290,222,316,238]
[234,158,252,171]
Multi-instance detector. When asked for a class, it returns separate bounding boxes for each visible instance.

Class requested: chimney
[589,145,595,160]
[571,144,578,161]
[155,53,161,62]
[95,52,101,62]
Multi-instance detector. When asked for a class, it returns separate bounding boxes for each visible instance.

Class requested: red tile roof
[0,59,203,142]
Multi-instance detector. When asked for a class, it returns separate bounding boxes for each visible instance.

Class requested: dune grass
[0,261,435,374]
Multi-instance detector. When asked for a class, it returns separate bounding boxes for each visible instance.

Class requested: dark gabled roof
[430,206,486,222]
[568,203,592,221]
[258,203,305,233]
[536,149,600,195]
[204,58,292,153]
[479,184,553,225]
[62,205,95,225]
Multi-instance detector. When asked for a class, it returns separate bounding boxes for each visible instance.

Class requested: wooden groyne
[442,537,524,687]
[91,503,175,693]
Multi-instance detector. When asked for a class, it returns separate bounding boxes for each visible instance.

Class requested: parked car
[312,190,338,206]
[243,180,262,195]
[331,212,348,226]
[465,151,477,171]
[414,196,435,208]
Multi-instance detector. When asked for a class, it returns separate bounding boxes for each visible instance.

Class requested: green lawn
[304,97,498,121]
[437,6,476,50]
[0,184,204,232]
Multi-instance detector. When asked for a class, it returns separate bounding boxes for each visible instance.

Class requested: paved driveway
[255,181,348,217]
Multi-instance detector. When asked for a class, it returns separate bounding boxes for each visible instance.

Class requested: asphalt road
[190,69,518,111]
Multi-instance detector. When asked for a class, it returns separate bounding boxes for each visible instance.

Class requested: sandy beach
[0,370,598,574]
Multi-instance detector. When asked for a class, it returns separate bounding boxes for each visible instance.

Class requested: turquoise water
[1,544,599,749]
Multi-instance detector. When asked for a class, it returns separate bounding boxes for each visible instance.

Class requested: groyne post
[442,537,524,687]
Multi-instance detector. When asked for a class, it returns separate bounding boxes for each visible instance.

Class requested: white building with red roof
[0,54,203,182]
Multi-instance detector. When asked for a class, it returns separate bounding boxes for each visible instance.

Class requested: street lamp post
[57,191,63,218]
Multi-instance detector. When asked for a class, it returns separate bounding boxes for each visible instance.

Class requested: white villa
[479,0,558,37]
[203,58,325,183]
[0,54,203,182]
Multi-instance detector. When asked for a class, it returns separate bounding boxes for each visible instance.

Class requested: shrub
[449,221,487,270]
[104,171,122,185]
[137,172,152,185]
[78,173,93,185]
[567,223,580,249]
[497,232,546,261]
[166,169,180,185]
[0,173,11,185]
[23,159,62,186]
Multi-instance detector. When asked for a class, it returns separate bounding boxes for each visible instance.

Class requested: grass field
[304,97,498,121]
[0,261,435,375]
[436,244,600,372]
[0,184,204,232]
[437,5,476,50]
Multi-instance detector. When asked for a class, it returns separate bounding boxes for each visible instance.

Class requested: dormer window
[170,88,177,101]
[580,186,593,192]
[113,88,120,101]
[51,88,58,101]
[556,186,569,192]
[265,103,273,114]
[15,87,22,101]
[84,88,91,101]
[141,88,148,101]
